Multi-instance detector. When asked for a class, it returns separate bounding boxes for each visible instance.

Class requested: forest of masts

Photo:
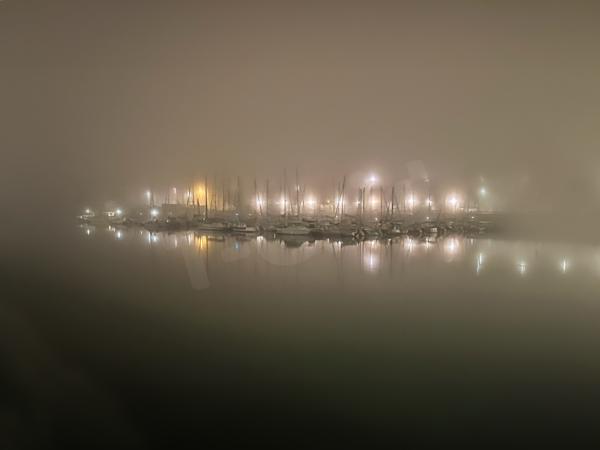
[145,170,486,223]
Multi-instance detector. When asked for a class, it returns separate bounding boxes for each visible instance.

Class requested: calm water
[4,224,600,446]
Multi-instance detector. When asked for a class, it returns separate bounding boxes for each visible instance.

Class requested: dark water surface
[4,224,600,447]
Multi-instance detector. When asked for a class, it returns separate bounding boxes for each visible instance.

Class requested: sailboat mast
[340,175,346,219]
[295,168,300,218]
[236,176,241,216]
[265,179,269,218]
[254,178,262,216]
[204,175,208,221]
[391,185,395,219]
[283,169,288,226]
[380,186,384,218]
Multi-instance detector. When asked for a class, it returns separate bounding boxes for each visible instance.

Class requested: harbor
[79,172,499,240]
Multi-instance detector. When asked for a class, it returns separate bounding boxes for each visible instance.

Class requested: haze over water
[6,225,600,445]
[4,0,600,446]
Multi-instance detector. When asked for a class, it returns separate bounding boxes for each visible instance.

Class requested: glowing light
[151,234,159,243]
[425,198,433,207]
[367,174,378,185]
[306,196,317,208]
[116,208,123,216]
[447,195,461,211]
[365,253,379,272]
[85,208,91,215]
[195,185,206,201]
[445,238,459,256]
[560,259,569,274]
[150,209,159,217]
[518,261,527,276]
[479,187,487,196]
[116,230,123,240]
[195,235,207,251]
[85,229,91,236]
[476,253,484,274]
[363,241,380,272]
[406,194,418,209]
[146,191,151,200]
[424,236,435,250]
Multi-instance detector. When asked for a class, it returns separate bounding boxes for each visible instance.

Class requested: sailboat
[274,168,312,236]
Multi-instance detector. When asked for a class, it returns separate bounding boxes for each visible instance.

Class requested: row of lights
[140,176,487,212]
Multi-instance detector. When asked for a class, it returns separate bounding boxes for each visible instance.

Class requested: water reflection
[83,226,600,291]
[517,261,527,276]
[362,241,380,273]
[560,258,569,274]
[476,253,484,274]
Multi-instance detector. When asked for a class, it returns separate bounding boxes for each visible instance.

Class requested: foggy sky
[3,0,600,221]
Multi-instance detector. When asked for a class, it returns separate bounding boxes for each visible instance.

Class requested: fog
[3,0,600,227]
[6,3,600,446]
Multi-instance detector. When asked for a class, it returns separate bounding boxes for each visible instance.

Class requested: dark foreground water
[4,225,600,447]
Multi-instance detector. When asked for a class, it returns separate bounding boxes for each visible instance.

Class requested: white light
[406,195,418,209]
[560,259,568,273]
[150,209,159,217]
[518,261,527,275]
[479,187,487,196]
[85,208,91,214]
[365,253,379,272]
[146,191,151,199]
[367,174,378,185]
[445,238,459,256]
[116,209,123,216]
[116,231,123,240]
[476,253,484,274]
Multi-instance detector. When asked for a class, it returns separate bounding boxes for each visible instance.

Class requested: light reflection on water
[79,225,600,292]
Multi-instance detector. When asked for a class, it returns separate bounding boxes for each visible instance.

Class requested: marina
[79,172,499,240]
